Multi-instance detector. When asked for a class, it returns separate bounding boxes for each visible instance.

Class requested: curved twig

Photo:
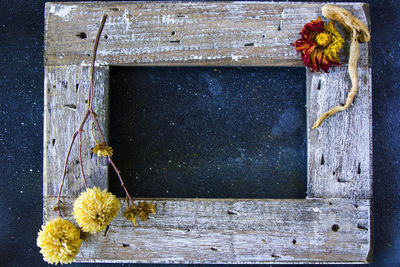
[312,4,370,129]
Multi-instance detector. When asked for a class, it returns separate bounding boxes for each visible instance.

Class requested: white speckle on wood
[231,55,247,61]
[50,5,77,19]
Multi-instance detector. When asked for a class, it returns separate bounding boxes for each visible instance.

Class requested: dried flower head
[37,218,82,264]
[124,202,156,226]
[92,142,113,157]
[73,187,121,234]
[291,17,344,73]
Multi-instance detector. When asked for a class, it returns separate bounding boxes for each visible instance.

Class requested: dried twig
[312,4,370,129]
[56,14,134,216]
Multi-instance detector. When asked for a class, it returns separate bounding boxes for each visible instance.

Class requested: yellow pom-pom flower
[73,187,121,234]
[37,218,82,264]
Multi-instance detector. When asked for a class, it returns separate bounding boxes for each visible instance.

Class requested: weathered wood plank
[46,197,371,264]
[44,2,370,67]
[43,65,109,199]
[307,65,372,199]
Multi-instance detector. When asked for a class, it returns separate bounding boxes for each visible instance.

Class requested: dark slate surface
[109,67,307,199]
[0,0,399,266]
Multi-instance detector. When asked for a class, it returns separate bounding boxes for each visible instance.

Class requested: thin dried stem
[88,15,108,111]
[57,130,78,217]
[90,116,98,145]
[79,130,88,189]
[109,157,133,204]
[91,112,133,205]
[56,110,90,216]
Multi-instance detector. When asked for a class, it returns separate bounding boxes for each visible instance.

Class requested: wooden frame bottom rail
[46,197,371,264]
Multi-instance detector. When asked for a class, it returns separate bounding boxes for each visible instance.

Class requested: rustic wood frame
[43,1,372,264]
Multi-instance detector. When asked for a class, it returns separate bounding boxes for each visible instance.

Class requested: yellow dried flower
[37,218,82,264]
[124,202,156,226]
[73,187,121,234]
[92,142,113,157]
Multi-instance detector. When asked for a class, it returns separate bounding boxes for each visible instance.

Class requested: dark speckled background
[109,67,307,199]
[1,0,399,266]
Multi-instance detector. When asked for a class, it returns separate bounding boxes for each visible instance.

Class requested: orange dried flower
[291,17,344,73]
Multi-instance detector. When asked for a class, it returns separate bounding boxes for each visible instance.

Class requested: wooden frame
[43,2,372,264]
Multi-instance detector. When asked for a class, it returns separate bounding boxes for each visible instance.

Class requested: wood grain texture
[44,2,370,67]
[46,197,371,264]
[43,65,109,199]
[307,65,372,199]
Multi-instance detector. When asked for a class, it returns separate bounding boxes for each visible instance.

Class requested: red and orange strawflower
[291,17,344,73]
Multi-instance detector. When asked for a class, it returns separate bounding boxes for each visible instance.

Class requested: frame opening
[109,67,306,198]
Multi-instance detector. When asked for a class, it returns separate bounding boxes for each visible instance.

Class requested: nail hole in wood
[75,84,79,93]
[75,160,79,165]
[244,43,255,47]
[52,139,56,146]
[76,32,87,39]
[85,99,88,103]
[357,163,361,174]
[86,53,91,57]
[329,202,332,205]
[262,34,266,38]
[317,79,321,90]
[104,225,110,236]
[331,224,339,232]
[90,152,93,159]
[277,21,282,31]
[320,154,324,165]
[357,224,368,231]
[227,210,240,215]
[332,171,336,175]
[176,14,186,18]
[122,243,130,247]
[354,204,359,208]
[210,247,219,251]
[292,239,296,244]
[104,35,109,39]
[187,228,191,232]
[338,177,346,183]
[63,104,77,110]
[171,31,176,35]
[271,254,280,259]
[170,40,181,43]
